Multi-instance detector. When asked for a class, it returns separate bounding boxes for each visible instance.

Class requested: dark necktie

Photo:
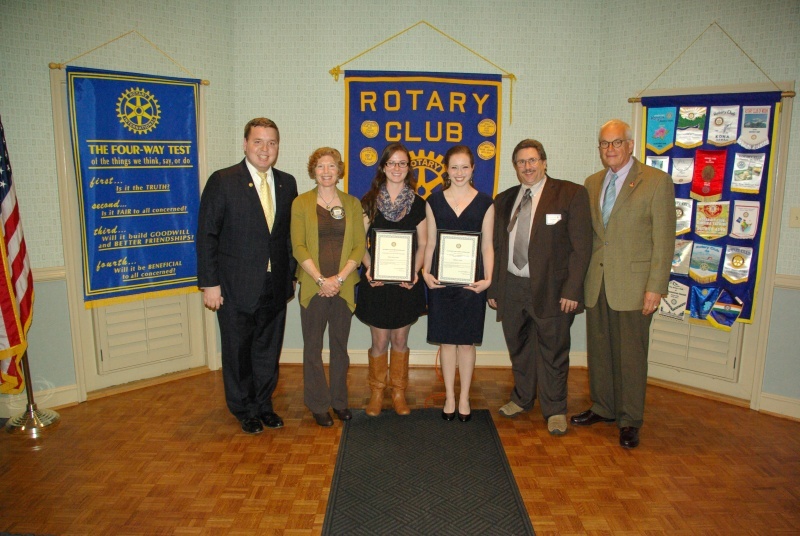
[511,188,532,269]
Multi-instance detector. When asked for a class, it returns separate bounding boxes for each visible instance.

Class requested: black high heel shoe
[458,401,471,422]
[442,400,456,421]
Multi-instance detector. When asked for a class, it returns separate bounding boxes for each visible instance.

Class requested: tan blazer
[584,158,675,311]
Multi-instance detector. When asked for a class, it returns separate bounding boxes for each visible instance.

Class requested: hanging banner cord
[329,20,517,123]
[48,29,209,85]
[629,21,793,103]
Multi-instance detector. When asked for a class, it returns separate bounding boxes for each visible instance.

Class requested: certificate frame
[434,230,481,286]
[369,228,416,284]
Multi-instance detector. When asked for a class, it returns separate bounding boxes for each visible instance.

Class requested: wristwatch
[317,276,325,287]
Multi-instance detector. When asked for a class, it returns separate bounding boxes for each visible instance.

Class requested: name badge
[546,214,561,225]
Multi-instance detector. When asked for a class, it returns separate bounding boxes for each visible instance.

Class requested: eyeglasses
[386,161,409,169]
[598,139,629,149]
[514,157,541,168]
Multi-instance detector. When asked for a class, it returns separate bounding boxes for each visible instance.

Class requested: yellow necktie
[257,171,275,229]
[257,171,275,271]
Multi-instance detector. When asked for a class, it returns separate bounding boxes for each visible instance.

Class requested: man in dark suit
[570,119,675,449]
[488,139,592,435]
[197,117,298,434]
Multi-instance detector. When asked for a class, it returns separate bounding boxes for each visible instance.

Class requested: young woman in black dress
[356,143,428,416]
[423,145,494,422]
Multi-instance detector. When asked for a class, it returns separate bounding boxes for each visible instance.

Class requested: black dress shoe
[333,408,352,421]
[240,417,263,435]
[457,412,471,422]
[570,409,615,426]
[619,427,640,449]
[441,409,455,421]
[260,412,284,429]
[312,412,334,427]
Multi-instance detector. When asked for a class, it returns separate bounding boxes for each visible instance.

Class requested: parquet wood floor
[1,365,799,535]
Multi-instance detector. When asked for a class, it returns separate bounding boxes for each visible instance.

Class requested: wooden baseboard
[570,364,753,408]
[647,376,750,407]
[85,366,211,401]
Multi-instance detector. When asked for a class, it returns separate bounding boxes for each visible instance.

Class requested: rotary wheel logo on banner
[117,87,161,134]
[410,149,445,198]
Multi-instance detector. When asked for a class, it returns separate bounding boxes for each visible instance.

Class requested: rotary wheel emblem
[117,87,161,134]
[409,149,445,199]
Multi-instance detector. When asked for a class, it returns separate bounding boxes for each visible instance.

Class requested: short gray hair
[599,119,632,141]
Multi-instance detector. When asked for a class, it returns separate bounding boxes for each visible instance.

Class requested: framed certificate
[370,229,416,284]
[435,230,481,286]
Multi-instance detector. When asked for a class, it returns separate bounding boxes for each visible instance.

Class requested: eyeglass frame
[598,139,631,150]
[385,161,409,169]
[514,157,542,168]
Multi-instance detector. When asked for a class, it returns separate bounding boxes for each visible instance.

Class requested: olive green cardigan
[290,187,366,311]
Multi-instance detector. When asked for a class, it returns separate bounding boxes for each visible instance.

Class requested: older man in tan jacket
[571,119,675,449]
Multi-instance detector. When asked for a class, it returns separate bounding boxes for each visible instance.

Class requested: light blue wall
[26,281,75,390]
[763,288,800,399]
[0,0,796,400]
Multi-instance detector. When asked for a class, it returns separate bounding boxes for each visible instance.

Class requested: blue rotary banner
[642,91,782,325]
[344,71,502,200]
[66,67,200,308]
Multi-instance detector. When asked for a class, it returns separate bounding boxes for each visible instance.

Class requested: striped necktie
[601,173,618,227]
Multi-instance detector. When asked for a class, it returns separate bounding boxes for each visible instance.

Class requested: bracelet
[336,275,345,285]
[317,276,325,287]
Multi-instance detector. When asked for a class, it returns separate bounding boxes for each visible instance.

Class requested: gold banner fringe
[83,285,199,310]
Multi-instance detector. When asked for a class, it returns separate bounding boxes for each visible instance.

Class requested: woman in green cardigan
[291,147,366,427]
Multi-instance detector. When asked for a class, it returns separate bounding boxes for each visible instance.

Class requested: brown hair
[243,117,280,141]
[511,139,547,164]
[360,143,416,223]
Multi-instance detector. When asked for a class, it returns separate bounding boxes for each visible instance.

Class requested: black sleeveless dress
[426,190,493,345]
[355,195,427,329]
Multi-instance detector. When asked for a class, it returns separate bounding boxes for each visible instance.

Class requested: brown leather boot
[389,348,411,415]
[365,351,388,417]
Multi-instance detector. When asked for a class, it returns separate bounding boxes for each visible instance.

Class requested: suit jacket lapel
[272,169,289,226]
[587,171,606,237]
[238,159,273,232]
[610,159,642,217]
[500,185,521,233]
[530,177,554,241]
[238,160,264,214]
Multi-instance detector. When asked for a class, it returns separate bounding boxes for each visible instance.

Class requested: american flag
[0,115,34,395]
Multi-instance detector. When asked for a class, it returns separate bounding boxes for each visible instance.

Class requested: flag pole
[4,351,60,437]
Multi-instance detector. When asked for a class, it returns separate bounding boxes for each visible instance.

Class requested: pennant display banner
[645,107,676,154]
[344,71,502,200]
[642,90,782,325]
[66,67,201,308]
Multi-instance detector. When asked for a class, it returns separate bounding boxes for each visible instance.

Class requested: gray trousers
[300,294,353,413]
[586,283,652,429]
